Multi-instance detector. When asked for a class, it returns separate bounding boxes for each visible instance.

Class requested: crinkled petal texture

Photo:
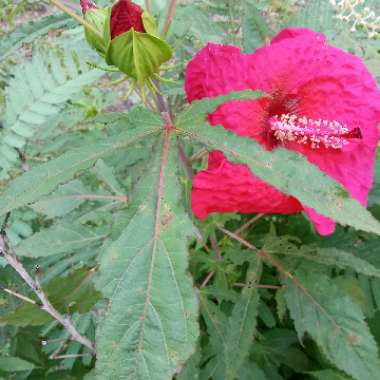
[192,151,303,220]
[110,0,145,39]
[186,28,380,235]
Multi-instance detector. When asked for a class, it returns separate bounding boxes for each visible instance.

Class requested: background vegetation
[0,0,379,379]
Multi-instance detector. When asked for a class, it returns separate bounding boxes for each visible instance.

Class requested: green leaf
[0,108,161,216]
[0,356,34,372]
[95,132,199,380]
[251,328,309,373]
[92,159,124,196]
[177,123,380,235]
[14,222,107,257]
[106,30,172,83]
[175,90,265,127]
[30,180,87,218]
[238,361,269,380]
[284,270,380,380]
[0,47,104,176]
[0,267,101,327]
[0,14,72,62]
[199,258,262,379]
[286,0,337,39]
[177,350,201,380]
[263,235,380,278]
[309,369,353,380]
[223,258,262,380]
[242,1,269,53]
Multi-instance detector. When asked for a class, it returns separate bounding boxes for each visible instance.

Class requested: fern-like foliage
[0,47,103,178]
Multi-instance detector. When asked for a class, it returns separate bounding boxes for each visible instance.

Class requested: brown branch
[217,225,343,331]
[210,232,222,261]
[0,235,95,353]
[2,288,37,304]
[198,232,222,288]
[50,353,92,360]
[233,283,285,289]
[200,271,215,289]
[234,213,264,236]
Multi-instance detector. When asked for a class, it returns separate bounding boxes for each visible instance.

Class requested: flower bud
[110,0,145,38]
[81,0,107,54]
[105,1,172,84]
[80,0,172,84]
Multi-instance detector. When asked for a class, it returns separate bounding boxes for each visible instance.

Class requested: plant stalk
[162,0,178,37]
[49,0,103,39]
[0,234,96,353]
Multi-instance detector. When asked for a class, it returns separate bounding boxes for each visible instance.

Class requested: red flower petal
[186,28,380,235]
[191,152,302,220]
[110,0,145,39]
[185,43,257,102]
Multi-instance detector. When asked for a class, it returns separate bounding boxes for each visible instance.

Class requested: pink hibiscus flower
[185,28,380,235]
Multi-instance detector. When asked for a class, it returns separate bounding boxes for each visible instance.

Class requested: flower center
[269,114,362,150]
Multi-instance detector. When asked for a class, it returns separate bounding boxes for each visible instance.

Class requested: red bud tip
[80,0,97,15]
[110,0,145,39]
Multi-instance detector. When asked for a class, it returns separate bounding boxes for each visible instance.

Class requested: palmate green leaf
[95,132,199,380]
[0,108,162,216]
[284,270,380,380]
[177,123,380,235]
[14,222,107,257]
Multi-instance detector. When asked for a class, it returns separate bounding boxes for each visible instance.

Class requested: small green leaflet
[284,270,380,380]
[95,132,199,380]
[14,222,107,257]
[30,180,88,218]
[199,257,262,380]
[223,257,262,380]
[0,356,34,372]
[0,108,162,216]
[263,234,380,278]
